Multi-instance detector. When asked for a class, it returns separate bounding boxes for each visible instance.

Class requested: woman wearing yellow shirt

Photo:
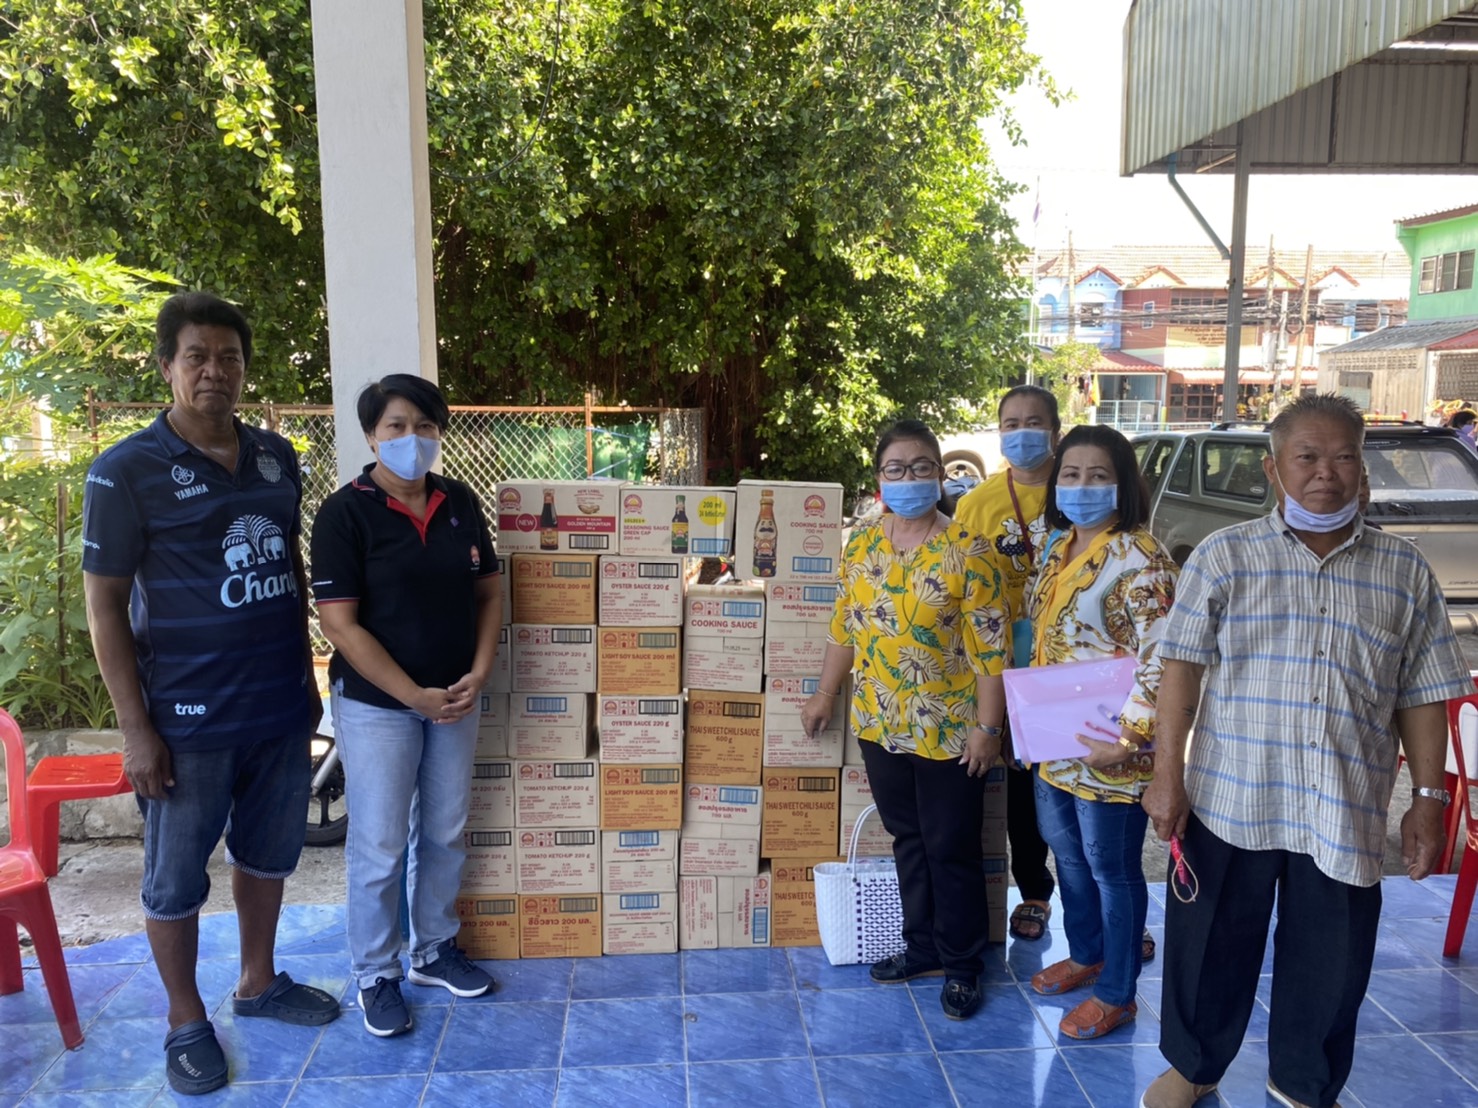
[801,419,1008,1022]
[1023,425,1178,1040]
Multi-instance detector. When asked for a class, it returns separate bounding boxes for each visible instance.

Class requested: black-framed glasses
[879,460,942,480]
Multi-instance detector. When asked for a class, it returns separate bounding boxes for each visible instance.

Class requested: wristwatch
[973,723,1004,738]
[1412,786,1453,807]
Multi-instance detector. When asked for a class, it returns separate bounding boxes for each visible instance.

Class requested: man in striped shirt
[1138,394,1472,1108]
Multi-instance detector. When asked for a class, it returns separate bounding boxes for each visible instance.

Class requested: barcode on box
[523,696,569,713]
[753,907,770,941]
[569,535,609,550]
[467,831,511,847]
[474,898,516,915]
[692,538,728,555]
[724,702,762,719]
[798,776,835,792]
[722,601,763,618]
[802,585,836,602]
[473,763,510,780]
[718,787,761,804]
[638,632,679,648]
[618,831,661,847]
[643,768,681,784]
[637,698,681,714]
[553,628,595,644]
[554,830,597,846]
[553,562,591,578]
[641,563,679,578]
[559,896,599,913]
[619,893,661,909]
[555,762,596,778]
[791,557,833,575]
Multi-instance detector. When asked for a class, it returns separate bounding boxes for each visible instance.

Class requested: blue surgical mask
[1055,484,1118,527]
[376,433,440,481]
[1001,428,1053,471]
[1271,466,1359,533]
[880,479,940,519]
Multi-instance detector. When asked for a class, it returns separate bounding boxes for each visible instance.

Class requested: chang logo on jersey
[219,514,298,609]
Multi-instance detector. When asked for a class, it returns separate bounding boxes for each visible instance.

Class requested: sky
[985,0,1477,253]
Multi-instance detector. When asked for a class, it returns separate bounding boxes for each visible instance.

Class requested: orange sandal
[1030,957,1104,996]
[1058,996,1137,1040]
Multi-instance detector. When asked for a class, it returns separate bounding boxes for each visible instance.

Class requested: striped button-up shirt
[1159,512,1472,887]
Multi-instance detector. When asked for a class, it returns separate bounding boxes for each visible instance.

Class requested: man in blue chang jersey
[82,293,338,1097]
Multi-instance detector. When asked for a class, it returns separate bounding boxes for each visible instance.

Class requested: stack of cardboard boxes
[456,476,1005,960]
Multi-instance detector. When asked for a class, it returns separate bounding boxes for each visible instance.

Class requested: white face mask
[1271,463,1359,533]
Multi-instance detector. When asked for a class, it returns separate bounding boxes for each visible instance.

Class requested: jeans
[1032,775,1148,1008]
[332,685,478,990]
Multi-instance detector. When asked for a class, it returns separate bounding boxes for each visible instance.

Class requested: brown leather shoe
[1139,1067,1219,1108]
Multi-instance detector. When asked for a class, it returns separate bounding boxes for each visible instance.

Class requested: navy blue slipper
[232,971,340,1026]
[164,1019,228,1096]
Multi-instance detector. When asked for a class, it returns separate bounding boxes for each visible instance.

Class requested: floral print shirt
[828,520,1007,760]
[1025,525,1179,802]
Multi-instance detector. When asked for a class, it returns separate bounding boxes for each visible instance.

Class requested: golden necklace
[167,409,239,460]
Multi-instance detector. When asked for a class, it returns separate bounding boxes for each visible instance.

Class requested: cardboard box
[475,725,508,760]
[678,871,771,949]
[684,583,765,638]
[510,625,597,693]
[513,759,600,828]
[602,892,679,954]
[679,832,761,876]
[515,828,600,894]
[844,726,865,766]
[839,765,871,808]
[461,828,517,893]
[764,675,842,731]
[760,768,841,857]
[683,635,764,693]
[981,815,1007,856]
[456,894,520,960]
[733,480,844,583]
[465,760,514,829]
[519,894,602,958]
[769,855,842,947]
[984,854,1008,944]
[508,692,591,760]
[601,829,679,893]
[839,807,893,858]
[598,556,685,626]
[682,782,764,831]
[600,764,683,830]
[619,485,736,558]
[487,626,512,693]
[764,622,831,676]
[510,553,599,625]
[496,481,620,554]
[764,581,837,627]
[596,627,682,695]
[499,568,512,625]
[684,689,764,784]
[763,727,843,768]
[595,694,684,763]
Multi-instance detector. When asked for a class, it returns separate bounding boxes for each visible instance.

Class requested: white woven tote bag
[814,804,906,966]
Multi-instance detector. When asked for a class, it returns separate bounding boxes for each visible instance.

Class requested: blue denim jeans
[1032,776,1149,1008]
[332,685,478,989]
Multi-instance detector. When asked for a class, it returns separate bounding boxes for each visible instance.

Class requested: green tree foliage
[1,0,1046,489]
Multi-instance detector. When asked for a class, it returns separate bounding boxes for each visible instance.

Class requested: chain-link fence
[87,396,706,655]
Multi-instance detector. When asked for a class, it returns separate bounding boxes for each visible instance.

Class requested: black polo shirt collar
[350,463,450,544]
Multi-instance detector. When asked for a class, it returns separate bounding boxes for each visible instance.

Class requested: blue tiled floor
[4,878,1476,1107]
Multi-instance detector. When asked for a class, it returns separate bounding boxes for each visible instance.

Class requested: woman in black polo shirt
[310,375,502,1039]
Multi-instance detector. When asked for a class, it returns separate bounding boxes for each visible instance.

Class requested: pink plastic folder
[1002,656,1140,763]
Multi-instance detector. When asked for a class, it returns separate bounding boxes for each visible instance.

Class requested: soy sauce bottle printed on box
[539,488,559,550]
[670,495,689,554]
[753,489,778,577]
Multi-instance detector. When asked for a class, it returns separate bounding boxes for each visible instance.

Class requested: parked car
[1132,423,1478,628]
[938,426,1002,482]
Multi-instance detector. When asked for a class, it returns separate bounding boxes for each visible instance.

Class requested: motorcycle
[306,695,348,847]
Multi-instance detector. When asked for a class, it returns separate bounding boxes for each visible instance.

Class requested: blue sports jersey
[82,412,311,750]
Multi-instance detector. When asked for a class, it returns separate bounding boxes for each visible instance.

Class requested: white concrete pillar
[312,0,437,484]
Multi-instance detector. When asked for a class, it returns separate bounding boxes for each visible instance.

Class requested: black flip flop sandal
[164,1019,228,1096]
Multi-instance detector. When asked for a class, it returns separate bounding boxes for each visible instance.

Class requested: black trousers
[1159,814,1381,1108]
[1005,717,1055,902]
[860,741,988,978]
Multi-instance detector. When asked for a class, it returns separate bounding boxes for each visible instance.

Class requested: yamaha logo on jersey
[219,514,298,609]
[171,464,196,486]
[256,451,282,483]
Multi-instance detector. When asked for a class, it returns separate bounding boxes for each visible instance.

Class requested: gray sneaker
[407,941,494,998]
[360,976,412,1038]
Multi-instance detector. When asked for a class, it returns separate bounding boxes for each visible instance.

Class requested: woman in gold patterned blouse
[801,419,1007,1022]
[1022,425,1178,1041]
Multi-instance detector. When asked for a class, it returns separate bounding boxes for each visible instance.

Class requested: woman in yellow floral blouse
[801,419,1007,1023]
[1022,424,1179,1041]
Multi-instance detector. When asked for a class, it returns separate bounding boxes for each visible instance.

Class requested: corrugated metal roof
[1034,244,1410,289]
[1325,316,1478,353]
[1397,203,1478,227]
[1122,0,1478,176]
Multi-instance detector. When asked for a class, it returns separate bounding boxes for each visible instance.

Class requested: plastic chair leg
[1443,845,1478,958]
[0,916,21,994]
[6,891,83,1049]
[28,797,64,878]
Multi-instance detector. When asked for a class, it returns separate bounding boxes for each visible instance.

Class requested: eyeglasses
[879,460,942,480]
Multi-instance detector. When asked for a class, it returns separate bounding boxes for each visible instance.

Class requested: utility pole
[1221,125,1249,425]
[1262,237,1276,383]
[1066,231,1077,342]
[1292,244,1314,399]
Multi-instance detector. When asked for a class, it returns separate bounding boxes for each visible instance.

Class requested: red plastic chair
[1441,693,1478,958]
[26,751,129,877]
[0,709,84,1048]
